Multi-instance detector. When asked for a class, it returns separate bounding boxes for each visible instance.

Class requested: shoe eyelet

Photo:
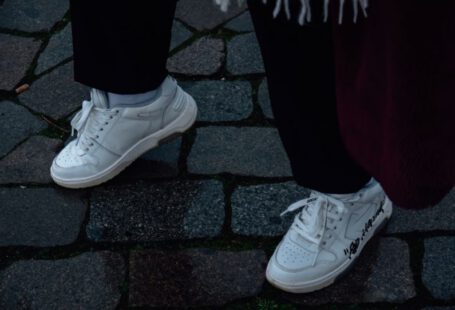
[100,128,104,131]
[116,110,120,114]
[110,116,113,119]
[96,135,99,139]
[105,122,109,125]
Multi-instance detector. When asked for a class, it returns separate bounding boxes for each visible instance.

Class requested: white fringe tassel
[214,0,369,25]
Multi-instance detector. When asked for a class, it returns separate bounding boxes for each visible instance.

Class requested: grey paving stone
[87,180,224,242]
[176,0,247,31]
[258,79,274,119]
[0,34,41,90]
[232,182,310,236]
[286,238,416,304]
[167,37,224,76]
[0,0,69,32]
[225,11,255,32]
[20,62,89,119]
[129,249,266,307]
[386,189,455,233]
[36,23,73,74]
[0,101,46,157]
[0,252,125,310]
[227,33,265,75]
[0,187,86,247]
[171,20,193,50]
[181,80,253,122]
[188,126,292,177]
[118,138,182,180]
[423,237,455,300]
[0,135,61,184]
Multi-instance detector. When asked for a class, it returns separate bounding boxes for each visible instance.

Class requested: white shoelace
[70,92,119,156]
[281,192,347,246]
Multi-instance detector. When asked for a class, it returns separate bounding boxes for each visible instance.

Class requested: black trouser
[70,0,371,193]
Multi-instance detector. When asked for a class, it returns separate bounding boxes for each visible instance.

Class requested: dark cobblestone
[0,187,86,247]
[227,32,265,75]
[36,23,73,74]
[0,135,61,184]
[171,20,193,50]
[0,0,69,32]
[231,182,310,236]
[176,0,246,31]
[423,237,455,300]
[87,180,225,242]
[386,189,455,233]
[188,126,292,177]
[0,252,125,310]
[129,249,266,307]
[225,11,255,32]
[258,79,274,119]
[0,34,41,90]
[181,80,253,122]
[20,62,89,119]
[286,238,416,304]
[0,101,46,157]
[167,37,224,76]
[118,138,182,180]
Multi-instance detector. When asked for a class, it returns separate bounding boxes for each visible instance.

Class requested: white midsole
[266,198,393,293]
[51,91,198,188]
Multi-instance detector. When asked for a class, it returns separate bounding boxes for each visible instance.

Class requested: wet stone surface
[0,101,46,157]
[36,23,73,74]
[188,126,292,177]
[0,252,125,310]
[181,80,253,122]
[285,238,416,304]
[20,61,89,119]
[227,32,265,75]
[0,187,86,247]
[167,37,225,76]
[87,180,225,242]
[422,237,455,300]
[0,135,61,184]
[386,189,455,233]
[0,0,69,32]
[0,34,41,90]
[231,182,310,236]
[129,249,266,307]
[176,0,246,31]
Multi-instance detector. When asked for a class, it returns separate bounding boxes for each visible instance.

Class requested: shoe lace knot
[281,192,346,246]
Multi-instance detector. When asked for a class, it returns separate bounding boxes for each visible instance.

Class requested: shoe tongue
[91,89,109,109]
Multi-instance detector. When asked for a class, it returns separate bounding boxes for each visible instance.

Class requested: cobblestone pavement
[1,0,454,309]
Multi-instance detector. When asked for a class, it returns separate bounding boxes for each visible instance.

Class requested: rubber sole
[51,92,198,189]
[266,198,393,294]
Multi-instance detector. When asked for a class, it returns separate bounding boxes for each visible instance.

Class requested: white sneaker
[50,76,197,188]
[266,180,393,293]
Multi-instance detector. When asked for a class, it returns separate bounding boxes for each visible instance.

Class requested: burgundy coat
[332,0,455,208]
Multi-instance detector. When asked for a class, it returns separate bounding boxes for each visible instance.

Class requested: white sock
[107,88,159,108]
[328,178,376,201]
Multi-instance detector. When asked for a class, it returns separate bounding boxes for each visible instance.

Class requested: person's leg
[70,1,177,94]
[248,0,370,194]
[248,0,392,294]
[51,1,198,188]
